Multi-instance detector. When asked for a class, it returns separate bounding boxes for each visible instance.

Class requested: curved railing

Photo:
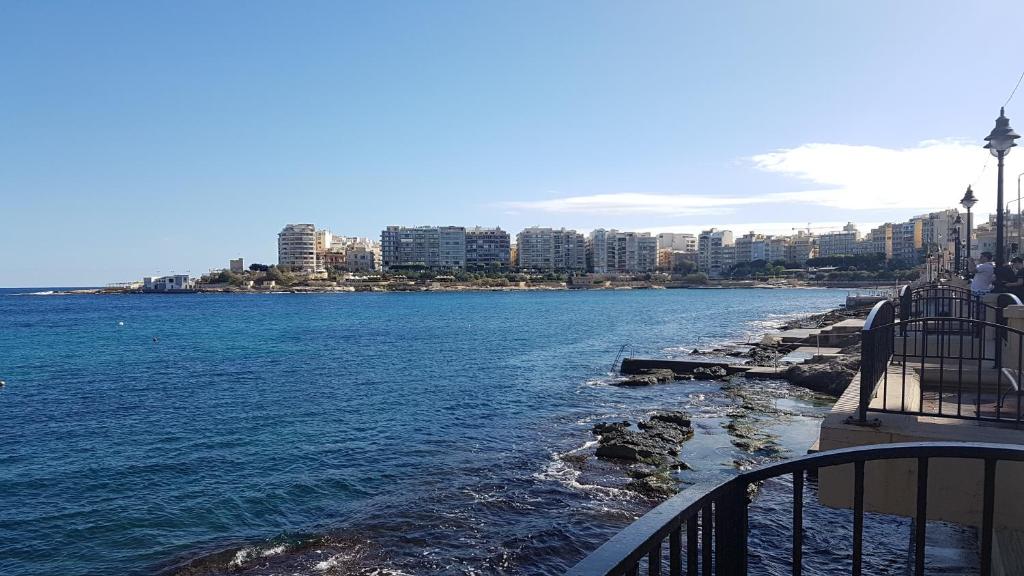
[567,442,1024,576]
[858,293,1024,426]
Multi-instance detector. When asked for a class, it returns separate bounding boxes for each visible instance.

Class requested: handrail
[567,442,1024,576]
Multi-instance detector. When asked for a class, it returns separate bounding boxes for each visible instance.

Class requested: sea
[0,288,945,575]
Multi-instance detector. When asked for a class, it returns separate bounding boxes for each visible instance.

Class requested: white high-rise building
[278,224,318,273]
[656,233,697,253]
[516,227,586,272]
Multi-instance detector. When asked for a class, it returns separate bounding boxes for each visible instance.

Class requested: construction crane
[792,223,841,234]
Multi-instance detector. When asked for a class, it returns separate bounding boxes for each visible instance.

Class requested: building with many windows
[697,228,735,277]
[465,227,511,269]
[588,230,657,274]
[817,224,860,258]
[516,227,586,272]
[655,232,697,253]
[380,226,466,270]
[278,224,319,273]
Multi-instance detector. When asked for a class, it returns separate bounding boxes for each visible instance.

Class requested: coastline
[32,280,896,296]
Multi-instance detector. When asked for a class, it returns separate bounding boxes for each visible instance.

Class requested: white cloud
[500,139,1023,218]
[749,139,1020,211]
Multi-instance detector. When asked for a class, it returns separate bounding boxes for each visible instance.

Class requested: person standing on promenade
[970,252,996,321]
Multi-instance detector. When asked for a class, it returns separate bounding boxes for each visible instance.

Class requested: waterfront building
[516,227,586,272]
[817,224,860,257]
[586,230,657,274]
[345,246,377,272]
[784,230,816,263]
[229,258,244,274]
[278,224,318,273]
[697,228,735,277]
[464,227,511,270]
[143,274,195,292]
[655,232,697,253]
[658,249,697,273]
[380,226,466,270]
[734,231,765,263]
[892,219,923,265]
[587,229,610,273]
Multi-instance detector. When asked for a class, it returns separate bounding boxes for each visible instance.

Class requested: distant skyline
[3,2,1024,286]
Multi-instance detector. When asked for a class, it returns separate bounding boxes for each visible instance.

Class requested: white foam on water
[533,452,631,499]
[260,544,285,557]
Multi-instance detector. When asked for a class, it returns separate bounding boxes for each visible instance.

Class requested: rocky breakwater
[783,341,862,396]
[592,411,694,498]
[614,366,728,387]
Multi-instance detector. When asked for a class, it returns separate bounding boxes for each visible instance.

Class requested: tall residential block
[817,224,860,258]
[516,227,586,272]
[589,229,658,273]
[697,228,735,277]
[278,224,318,273]
[465,227,511,269]
[656,232,697,253]
[380,226,466,270]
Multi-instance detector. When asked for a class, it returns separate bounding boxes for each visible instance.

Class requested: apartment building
[817,224,860,258]
[465,227,511,269]
[655,232,697,253]
[588,230,657,273]
[380,226,466,270]
[697,228,735,277]
[516,227,586,272]
[278,224,318,273]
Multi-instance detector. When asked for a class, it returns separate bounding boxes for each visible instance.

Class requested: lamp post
[961,185,978,267]
[984,107,1020,266]
[953,214,963,274]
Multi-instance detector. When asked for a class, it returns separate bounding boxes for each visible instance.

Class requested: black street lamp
[984,107,1020,266]
[961,185,978,267]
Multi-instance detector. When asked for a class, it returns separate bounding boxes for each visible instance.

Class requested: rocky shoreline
[583,303,870,499]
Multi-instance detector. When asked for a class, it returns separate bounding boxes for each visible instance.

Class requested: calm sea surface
[1,288,896,575]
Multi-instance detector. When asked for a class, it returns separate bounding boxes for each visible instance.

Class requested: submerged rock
[625,473,678,498]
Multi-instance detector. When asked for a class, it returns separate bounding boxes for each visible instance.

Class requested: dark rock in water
[592,421,630,435]
[595,410,694,467]
[625,474,678,498]
[647,410,692,428]
[615,375,659,387]
[692,365,728,380]
[595,430,675,465]
[613,368,682,386]
[784,360,857,396]
[641,368,678,383]
[745,345,781,367]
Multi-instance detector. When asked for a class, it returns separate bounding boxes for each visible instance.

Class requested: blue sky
[3,1,1024,286]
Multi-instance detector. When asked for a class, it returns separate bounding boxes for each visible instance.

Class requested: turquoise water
[0,288,849,575]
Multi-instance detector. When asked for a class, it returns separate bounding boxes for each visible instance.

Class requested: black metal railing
[858,293,1024,426]
[897,283,1004,323]
[567,442,1024,576]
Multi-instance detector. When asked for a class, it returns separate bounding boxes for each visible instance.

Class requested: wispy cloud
[502,192,794,217]
[501,139,1021,217]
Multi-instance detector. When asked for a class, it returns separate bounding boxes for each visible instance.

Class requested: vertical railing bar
[670,526,682,576]
[649,540,662,576]
[978,316,984,420]
[793,470,803,576]
[914,457,928,576]
[958,318,965,417]
[701,503,712,576]
[1018,335,1022,426]
[919,319,927,414]
[938,316,945,415]
[852,461,865,576]
[687,516,698,576]
[981,459,996,576]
